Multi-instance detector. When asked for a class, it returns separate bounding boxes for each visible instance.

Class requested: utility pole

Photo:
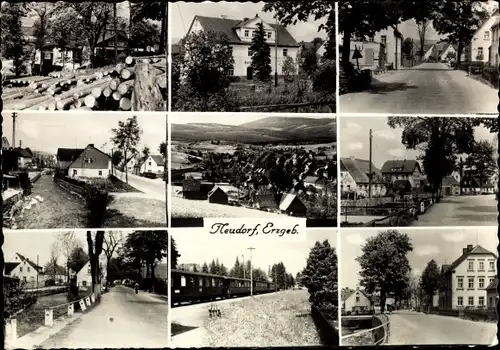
[12,112,17,149]
[368,129,373,198]
[284,270,286,290]
[459,157,464,196]
[274,18,278,87]
[248,247,255,296]
[37,255,39,288]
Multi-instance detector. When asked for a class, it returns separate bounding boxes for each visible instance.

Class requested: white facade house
[439,44,457,61]
[343,288,372,313]
[140,154,165,174]
[185,14,300,78]
[468,9,499,63]
[57,144,111,179]
[440,245,497,309]
[76,258,107,290]
[5,253,43,288]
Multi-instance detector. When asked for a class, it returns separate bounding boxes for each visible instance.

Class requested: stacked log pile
[3,55,166,111]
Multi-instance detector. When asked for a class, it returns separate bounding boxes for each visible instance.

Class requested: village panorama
[169,114,337,227]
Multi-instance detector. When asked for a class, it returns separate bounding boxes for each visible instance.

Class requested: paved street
[411,194,496,226]
[40,285,168,348]
[340,63,498,114]
[386,311,496,345]
[115,170,166,202]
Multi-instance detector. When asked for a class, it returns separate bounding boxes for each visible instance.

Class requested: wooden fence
[53,177,85,198]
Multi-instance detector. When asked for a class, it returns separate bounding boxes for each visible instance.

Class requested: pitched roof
[57,148,84,162]
[344,288,371,302]
[151,155,164,166]
[442,176,459,186]
[15,148,32,158]
[16,253,43,271]
[381,160,419,174]
[340,157,383,184]
[190,15,299,47]
[485,278,497,291]
[279,193,301,211]
[443,245,497,274]
[5,262,20,275]
[2,136,10,149]
[208,185,227,197]
[304,176,320,183]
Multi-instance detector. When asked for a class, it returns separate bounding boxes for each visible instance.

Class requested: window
[478,47,484,57]
[468,296,474,306]
[468,277,474,289]
[148,162,152,166]
[180,276,186,287]
[468,260,474,271]
[73,169,77,176]
[484,31,490,40]
[457,277,464,289]
[30,276,34,282]
[252,31,256,38]
[27,267,30,272]
[479,261,485,271]
[479,296,485,306]
[85,158,94,164]
[356,296,360,302]
[212,278,216,287]
[227,68,234,76]
[489,261,495,271]
[244,30,249,37]
[479,277,485,289]
[248,48,252,56]
[88,267,91,274]
[19,267,23,272]
[267,32,272,39]
[283,48,288,57]
[198,278,203,287]
[23,276,27,282]
[381,35,387,45]
[82,281,87,286]
[98,170,102,176]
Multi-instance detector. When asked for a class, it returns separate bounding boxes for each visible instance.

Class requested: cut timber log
[156,73,167,89]
[109,79,120,91]
[56,96,78,110]
[84,95,98,108]
[132,62,164,111]
[119,97,132,111]
[117,80,134,95]
[125,56,135,66]
[4,94,55,110]
[103,87,112,98]
[121,68,133,80]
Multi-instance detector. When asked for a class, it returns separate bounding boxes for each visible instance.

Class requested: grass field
[107,175,141,193]
[203,290,322,347]
[105,196,166,227]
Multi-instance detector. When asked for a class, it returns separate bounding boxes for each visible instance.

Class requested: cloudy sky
[2,112,166,155]
[172,228,336,277]
[171,113,334,125]
[171,1,327,43]
[340,116,496,170]
[340,227,498,290]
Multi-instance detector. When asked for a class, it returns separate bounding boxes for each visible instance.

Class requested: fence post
[420,201,425,214]
[85,296,92,306]
[45,309,53,327]
[79,299,87,312]
[90,293,96,303]
[68,303,74,317]
[5,318,17,347]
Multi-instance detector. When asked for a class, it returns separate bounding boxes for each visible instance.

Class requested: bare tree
[103,231,124,287]
[415,19,430,61]
[58,231,77,283]
[48,241,60,284]
[87,231,105,296]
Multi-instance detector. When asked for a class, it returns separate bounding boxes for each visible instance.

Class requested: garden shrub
[4,282,38,318]
[83,181,114,227]
[312,59,336,94]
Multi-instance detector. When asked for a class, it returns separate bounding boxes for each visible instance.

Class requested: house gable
[69,144,110,170]
[444,245,497,275]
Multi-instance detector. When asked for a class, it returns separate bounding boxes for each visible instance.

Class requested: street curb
[12,313,83,350]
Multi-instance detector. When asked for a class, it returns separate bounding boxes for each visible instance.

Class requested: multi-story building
[340,157,386,198]
[467,9,499,64]
[490,18,500,67]
[439,245,497,309]
[381,159,426,189]
[184,14,300,78]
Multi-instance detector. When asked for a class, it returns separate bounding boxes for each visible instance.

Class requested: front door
[365,48,374,66]
[41,51,53,76]
[246,66,253,80]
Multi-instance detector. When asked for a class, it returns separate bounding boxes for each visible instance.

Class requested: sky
[339,116,496,170]
[170,1,327,43]
[170,113,334,125]
[339,227,498,290]
[2,111,166,155]
[172,228,337,277]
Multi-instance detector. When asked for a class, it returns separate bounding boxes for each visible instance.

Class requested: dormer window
[85,158,94,164]
[244,30,249,37]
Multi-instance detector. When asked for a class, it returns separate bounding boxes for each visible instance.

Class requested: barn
[208,186,229,205]
[279,193,307,217]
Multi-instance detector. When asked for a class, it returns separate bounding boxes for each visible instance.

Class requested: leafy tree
[141,146,151,163]
[170,235,180,270]
[301,239,338,317]
[446,51,457,62]
[420,259,441,313]
[311,59,336,94]
[402,37,414,60]
[250,22,272,82]
[465,140,497,191]
[282,56,296,83]
[68,246,89,274]
[300,45,319,76]
[387,117,484,200]
[44,241,60,283]
[356,230,413,313]
[111,149,123,168]
[111,116,143,183]
[177,30,234,111]
[131,20,161,52]
[30,3,53,51]
[1,3,29,76]
[432,1,488,68]
[86,231,105,295]
[131,1,167,54]
[159,142,167,157]
[102,231,124,287]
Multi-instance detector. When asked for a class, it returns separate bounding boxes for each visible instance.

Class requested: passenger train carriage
[171,269,278,305]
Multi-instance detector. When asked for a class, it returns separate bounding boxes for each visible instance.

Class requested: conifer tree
[250,22,272,81]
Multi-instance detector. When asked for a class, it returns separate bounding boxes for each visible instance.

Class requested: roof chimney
[89,144,94,147]
[463,248,468,255]
[19,140,22,148]
[243,17,249,21]
[467,244,473,251]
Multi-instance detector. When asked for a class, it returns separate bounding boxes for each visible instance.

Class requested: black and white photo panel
[2,111,167,230]
[170,1,336,113]
[4,229,169,349]
[169,113,337,228]
[339,227,498,346]
[338,1,498,114]
[1,1,167,112]
[170,228,339,347]
[339,115,498,227]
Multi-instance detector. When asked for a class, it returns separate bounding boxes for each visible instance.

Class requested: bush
[45,279,56,286]
[143,172,158,179]
[83,181,114,227]
[4,282,38,318]
[312,59,336,94]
